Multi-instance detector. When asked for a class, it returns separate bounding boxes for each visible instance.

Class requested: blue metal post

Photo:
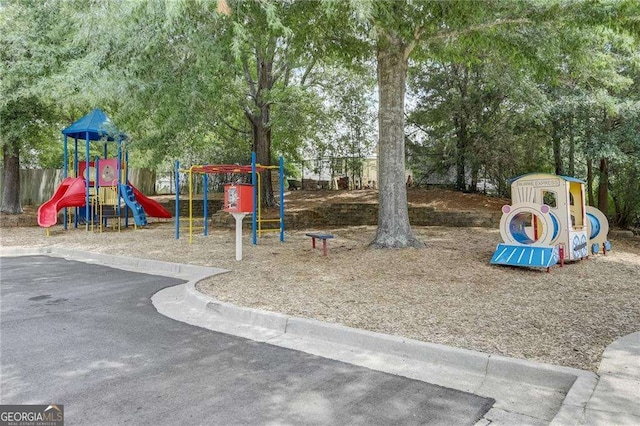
[116,137,122,225]
[175,160,180,239]
[125,149,129,183]
[279,155,285,242]
[124,148,129,228]
[85,133,90,228]
[203,172,209,236]
[63,135,68,229]
[74,138,78,176]
[95,156,100,227]
[63,136,68,178]
[252,152,257,245]
[74,138,79,228]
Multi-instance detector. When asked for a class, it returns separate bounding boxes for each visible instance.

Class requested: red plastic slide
[129,183,172,218]
[37,177,87,227]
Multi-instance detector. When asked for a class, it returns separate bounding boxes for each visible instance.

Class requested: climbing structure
[38,108,170,231]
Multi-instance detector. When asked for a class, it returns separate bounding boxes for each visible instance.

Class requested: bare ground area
[152,187,512,213]
[1,211,638,372]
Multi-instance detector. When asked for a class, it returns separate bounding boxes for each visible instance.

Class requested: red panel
[130,183,172,218]
[224,184,254,213]
[77,158,119,186]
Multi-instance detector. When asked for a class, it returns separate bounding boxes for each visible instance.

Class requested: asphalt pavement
[0,255,493,425]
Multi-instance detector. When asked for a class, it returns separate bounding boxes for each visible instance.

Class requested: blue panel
[550,212,559,241]
[558,175,586,184]
[491,244,559,268]
[62,108,126,141]
[587,213,601,239]
[119,184,147,226]
[508,173,585,185]
[509,213,535,244]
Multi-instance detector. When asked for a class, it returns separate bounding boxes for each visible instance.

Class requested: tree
[404,6,624,196]
[302,64,376,188]
[90,0,330,207]
[408,55,552,195]
[359,1,539,247]
[0,1,72,213]
[229,1,322,206]
[371,18,421,247]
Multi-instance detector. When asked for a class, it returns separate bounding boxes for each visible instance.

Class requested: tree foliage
[2,0,639,231]
[0,0,78,212]
[404,0,640,228]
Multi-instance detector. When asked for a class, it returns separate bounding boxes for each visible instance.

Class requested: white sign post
[231,212,247,261]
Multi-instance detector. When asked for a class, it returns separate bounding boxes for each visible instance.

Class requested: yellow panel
[99,187,119,206]
[569,182,584,227]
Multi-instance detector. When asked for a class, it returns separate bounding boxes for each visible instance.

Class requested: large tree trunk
[244,52,276,209]
[552,120,563,175]
[453,64,469,192]
[598,157,609,215]
[371,33,424,248]
[454,115,467,191]
[586,158,594,206]
[568,114,575,176]
[251,111,275,209]
[257,54,275,208]
[1,140,23,214]
[470,163,479,193]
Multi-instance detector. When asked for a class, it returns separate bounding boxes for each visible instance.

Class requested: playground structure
[37,109,171,231]
[174,152,285,246]
[491,173,611,270]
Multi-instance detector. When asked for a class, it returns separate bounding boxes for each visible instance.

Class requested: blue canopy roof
[62,108,126,141]
[508,173,585,185]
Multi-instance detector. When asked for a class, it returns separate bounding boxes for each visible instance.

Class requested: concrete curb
[0,246,227,280]
[2,248,607,425]
[183,282,588,385]
[179,282,597,424]
[188,285,290,332]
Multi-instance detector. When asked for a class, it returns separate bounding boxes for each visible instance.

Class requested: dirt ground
[151,187,511,214]
[1,189,638,372]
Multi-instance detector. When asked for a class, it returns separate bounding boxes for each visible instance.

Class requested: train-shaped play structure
[491,173,611,271]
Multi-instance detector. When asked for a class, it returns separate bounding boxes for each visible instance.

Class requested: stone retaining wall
[1,201,501,229]
[210,203,502,230]
[165,199,224,219]
[0,214,41,228]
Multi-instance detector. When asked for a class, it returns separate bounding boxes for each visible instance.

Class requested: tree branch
[272,52,291,86]
[300,56,317,87]
[242,55,257,99]
[404,24,425,61]
[222,119,251,135]
[432,18,531,41]
[405,111,432,137]
[242,105,257,125]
